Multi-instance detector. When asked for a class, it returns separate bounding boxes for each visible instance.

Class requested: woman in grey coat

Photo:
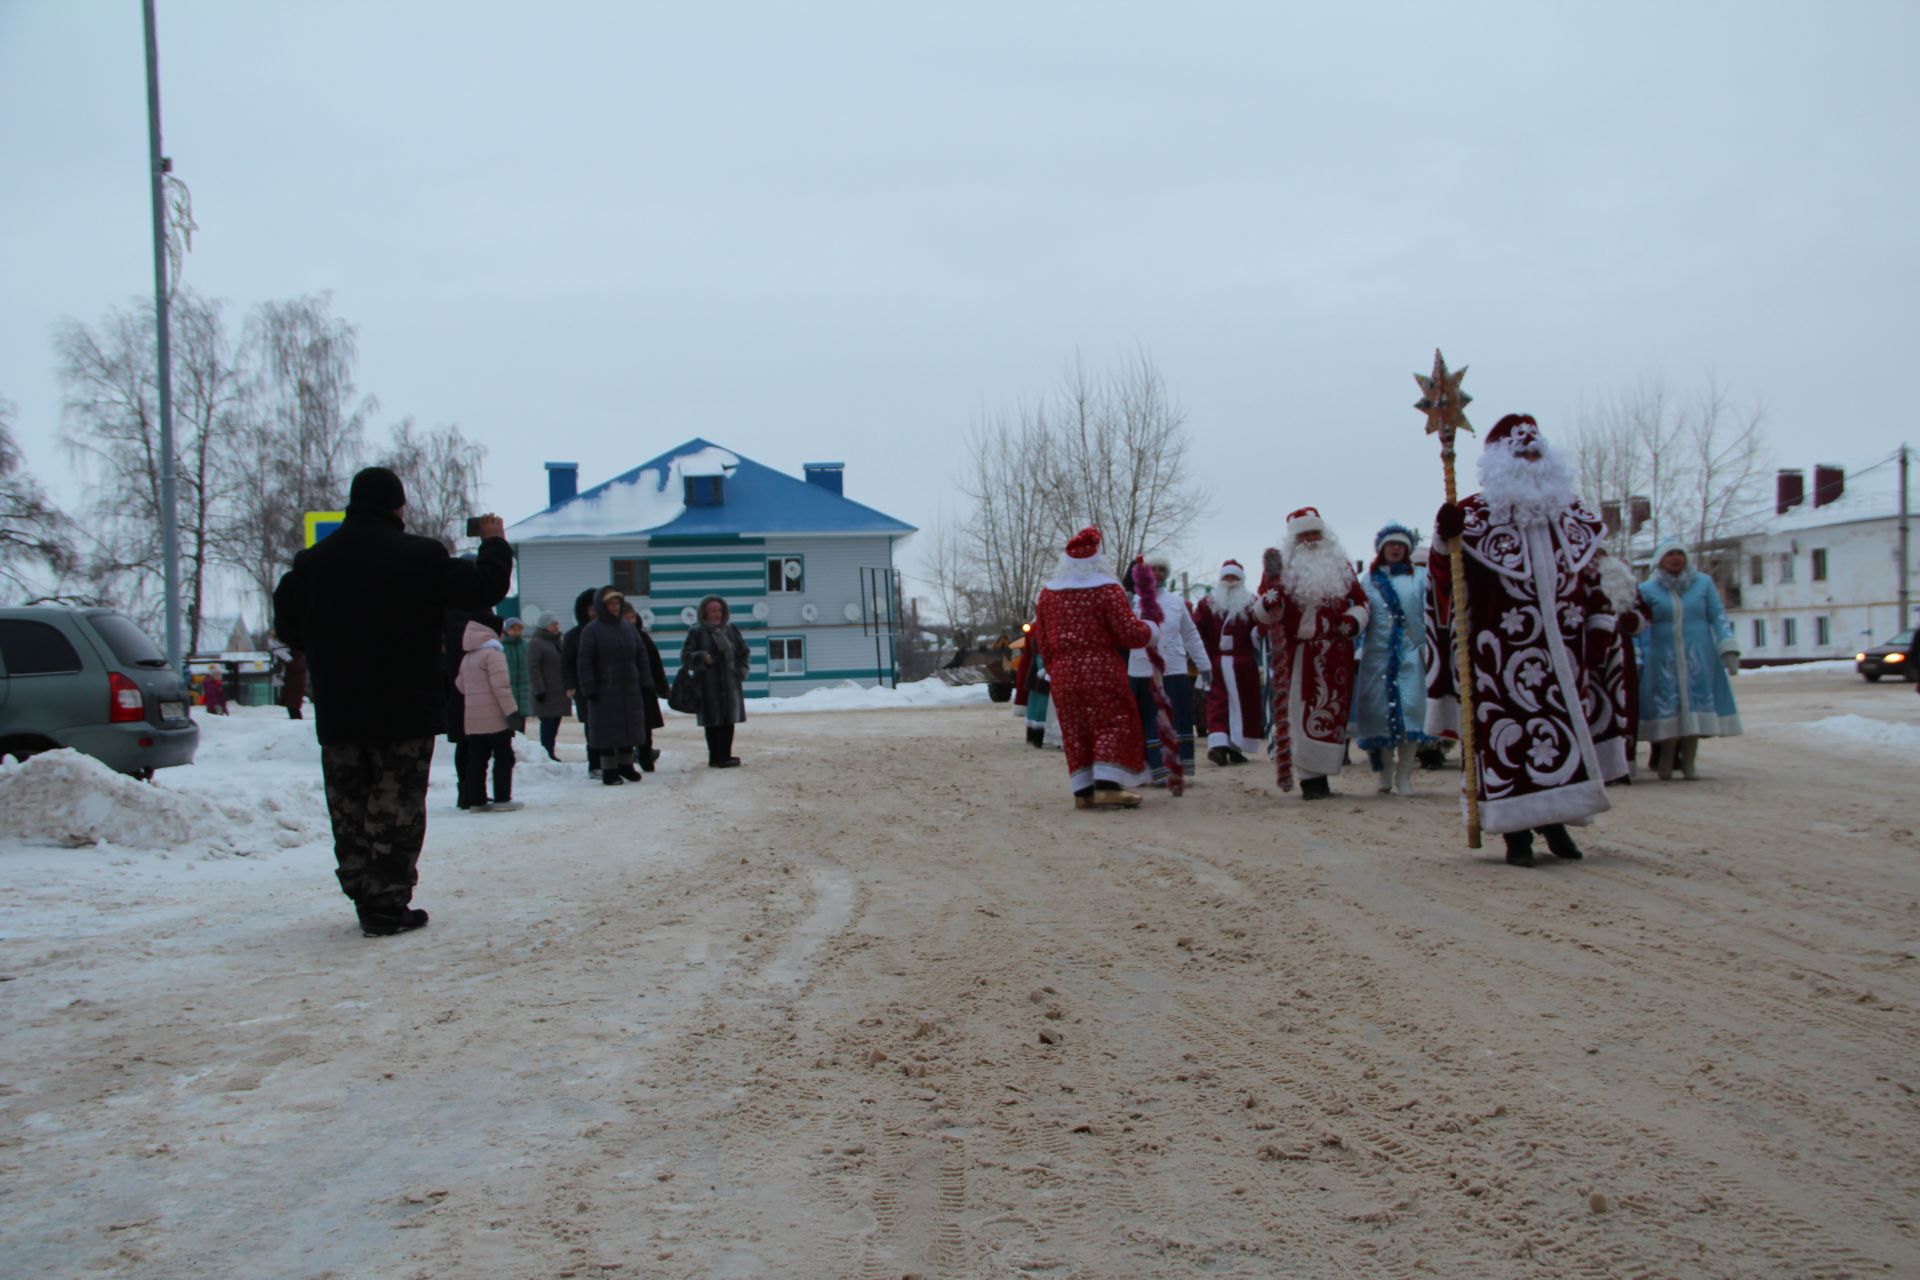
[575,587,647,785]
[681,594,749,767]
[527,613,569,761]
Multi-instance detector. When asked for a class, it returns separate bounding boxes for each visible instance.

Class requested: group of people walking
[1021,413,1745,867]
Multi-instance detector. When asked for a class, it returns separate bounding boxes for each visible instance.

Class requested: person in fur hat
[1636,539,1741,779]
[1192,559,1264,766]
[1029,527,1158,809]
[1427,414,1619,866]
[1354,523,1434,795]
[1249,508,1369,799]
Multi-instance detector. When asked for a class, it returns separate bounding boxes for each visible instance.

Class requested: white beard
[1479,440,1578,526]
[1280,537,1355,612]
[1595,553,1640,613]
[1211,580,1253,618]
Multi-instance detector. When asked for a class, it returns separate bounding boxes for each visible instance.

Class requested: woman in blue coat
[1637,540,1741,780]
[1353,524,1434,796]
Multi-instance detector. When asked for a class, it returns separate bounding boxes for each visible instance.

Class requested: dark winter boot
[1225,747,1249,765]
[1503,830,1536,867]
[640,748,659,772]
[1207,747,1231,767]
[358,904,429,937]
[1028,727,1047,748]
[602,769,625,785]
[1541,824,1583,860]
[1300,776,1333,801]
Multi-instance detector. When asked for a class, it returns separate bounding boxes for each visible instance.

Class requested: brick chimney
[545,461,579,509]
[1813,464,1845,508]
[1775,469,1805,515]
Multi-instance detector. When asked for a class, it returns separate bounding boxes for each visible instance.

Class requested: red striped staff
[1130,556,1185,797]
[1256,545,1294,792]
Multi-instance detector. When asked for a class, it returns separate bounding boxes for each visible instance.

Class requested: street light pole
[1900,443,1911,628]
[143,0,183,672]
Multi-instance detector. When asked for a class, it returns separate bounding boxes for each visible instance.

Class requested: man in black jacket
[273,467,513,937]
[560,587,601,778]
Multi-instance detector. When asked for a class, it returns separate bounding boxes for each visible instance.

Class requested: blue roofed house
[510,441,916,698]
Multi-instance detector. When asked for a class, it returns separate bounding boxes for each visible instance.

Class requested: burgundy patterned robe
[1425,495,1617,833]
[1252,577,1370,781]
[1191,593,1265,755]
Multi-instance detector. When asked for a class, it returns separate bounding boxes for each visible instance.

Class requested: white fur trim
[1044,558,1120,591]
[1477,779,1609,835]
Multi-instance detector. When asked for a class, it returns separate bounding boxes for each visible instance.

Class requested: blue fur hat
[1375,522,1419,552]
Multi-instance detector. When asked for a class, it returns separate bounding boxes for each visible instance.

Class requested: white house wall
[513,535,900,697]
[1725,515,1920,660]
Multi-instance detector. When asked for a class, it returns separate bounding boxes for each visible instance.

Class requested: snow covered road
[3,673,1918,1277]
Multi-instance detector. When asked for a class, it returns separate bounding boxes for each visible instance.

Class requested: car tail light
[109,672,146,723]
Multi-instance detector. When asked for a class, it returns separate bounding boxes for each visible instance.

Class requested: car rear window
[0,619,85,675]
[88,613,169,667]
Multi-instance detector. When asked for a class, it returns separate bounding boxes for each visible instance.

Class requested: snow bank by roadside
[1800,714,1920,750]
[749,678,992,714]
[1742,660,1861,677]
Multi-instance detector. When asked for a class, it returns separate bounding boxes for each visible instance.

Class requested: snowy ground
[2,673,1917,1277]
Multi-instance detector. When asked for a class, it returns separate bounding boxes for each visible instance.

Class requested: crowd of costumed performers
[1011,412,1746,868]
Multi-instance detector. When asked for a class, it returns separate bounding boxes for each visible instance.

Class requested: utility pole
[1901,444,1911,628]
[143,0,183,673]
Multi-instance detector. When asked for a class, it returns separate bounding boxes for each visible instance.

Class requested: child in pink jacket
[454,618,522,812]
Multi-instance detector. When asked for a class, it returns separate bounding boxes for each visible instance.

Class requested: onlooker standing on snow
[277,645,308,720]
[619,601,669,771]
[501,617,531,735]
[272,465,511,937]
[682,595,750,767]
[455,618,522,812]
[528,613,568,761]
[576,587,649,785]
[561,587,601,779]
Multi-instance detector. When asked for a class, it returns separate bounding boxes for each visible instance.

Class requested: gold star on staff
[1413,349,1474,439]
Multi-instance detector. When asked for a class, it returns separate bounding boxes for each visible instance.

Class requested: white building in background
[1716,463,1917,663]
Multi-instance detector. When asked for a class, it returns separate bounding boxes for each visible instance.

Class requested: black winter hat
[348,466,407,511]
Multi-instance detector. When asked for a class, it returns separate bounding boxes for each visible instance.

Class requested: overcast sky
[3,0,1916,599]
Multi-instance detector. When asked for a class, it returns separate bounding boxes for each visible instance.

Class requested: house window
[1777,552,1795,584]
[609,558,651,597]
[767,556,805,593]
[1749,556,1764,586]
[1782,617,1799,647]
[1815,615,1831,646]
[768,636,805,675]
[1751,618,1766,649]
[1811,548,1828,581]
[684,475,725,507]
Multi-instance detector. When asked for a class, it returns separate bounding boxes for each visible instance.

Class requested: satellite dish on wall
[751,602,770,621]
[843,602,863,623]
[640,609,656,628]
[800,603,819,622]
[680,606,698,626]
[783,558,804,583]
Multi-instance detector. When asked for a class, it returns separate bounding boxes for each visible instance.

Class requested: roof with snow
[510,439,916,541]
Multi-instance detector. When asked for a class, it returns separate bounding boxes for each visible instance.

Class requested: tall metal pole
[143,0,183,672]
[1900,444,1911,628]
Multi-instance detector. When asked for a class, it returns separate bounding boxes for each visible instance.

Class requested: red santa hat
[1064,526,1103,560]
[1285,507,1326,537]
[1485,413,1538,447]
[1218,558,1245,579]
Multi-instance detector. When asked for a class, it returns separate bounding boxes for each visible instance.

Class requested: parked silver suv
[0,607,199,777]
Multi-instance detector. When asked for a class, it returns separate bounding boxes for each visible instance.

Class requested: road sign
[303,511,344,548]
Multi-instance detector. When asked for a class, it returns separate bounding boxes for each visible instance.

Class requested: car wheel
[1864,673,1882,682]
[0,737,55,766]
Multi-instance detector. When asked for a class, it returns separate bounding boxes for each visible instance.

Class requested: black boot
[1503,830,1536,867]
[1300,776,1332,801]
[358,904,429,937]
[602,769,625,785]
[1207,747,1231,767]
[1225,747,1249,765]
[1541,824,1583,860]
[1027,727,1047,748]
[618,764,643,782]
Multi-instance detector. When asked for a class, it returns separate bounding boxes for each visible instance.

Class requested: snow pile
[1799,714,1920,751]
[0,748,326,854]
[753,678,992,714]
[511,446,739,538]
[1741,660,1861,677]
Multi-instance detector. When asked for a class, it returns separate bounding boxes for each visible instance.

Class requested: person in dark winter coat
[528,613,568,760]
[272,465,511,937]
[500,617,531,734]
[681,594,750,767]
[278,648,308,719]
[620,601,670,770]
[575,587,649,785]
[561,587,602,778]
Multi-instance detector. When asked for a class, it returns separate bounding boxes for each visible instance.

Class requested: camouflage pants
[320,737,435,911]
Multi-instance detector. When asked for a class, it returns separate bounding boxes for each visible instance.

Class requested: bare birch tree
[0,396,81,604]
[375,417,487,550]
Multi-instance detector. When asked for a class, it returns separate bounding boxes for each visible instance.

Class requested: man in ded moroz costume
[1426,413,1621,866]
[1250,508,1369,799]
[1029,527,1158,809]
[1192,559,1265,766]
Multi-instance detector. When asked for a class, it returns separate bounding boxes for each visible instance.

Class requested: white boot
[1393,742,1418,796]
[1678,736,1700,781]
